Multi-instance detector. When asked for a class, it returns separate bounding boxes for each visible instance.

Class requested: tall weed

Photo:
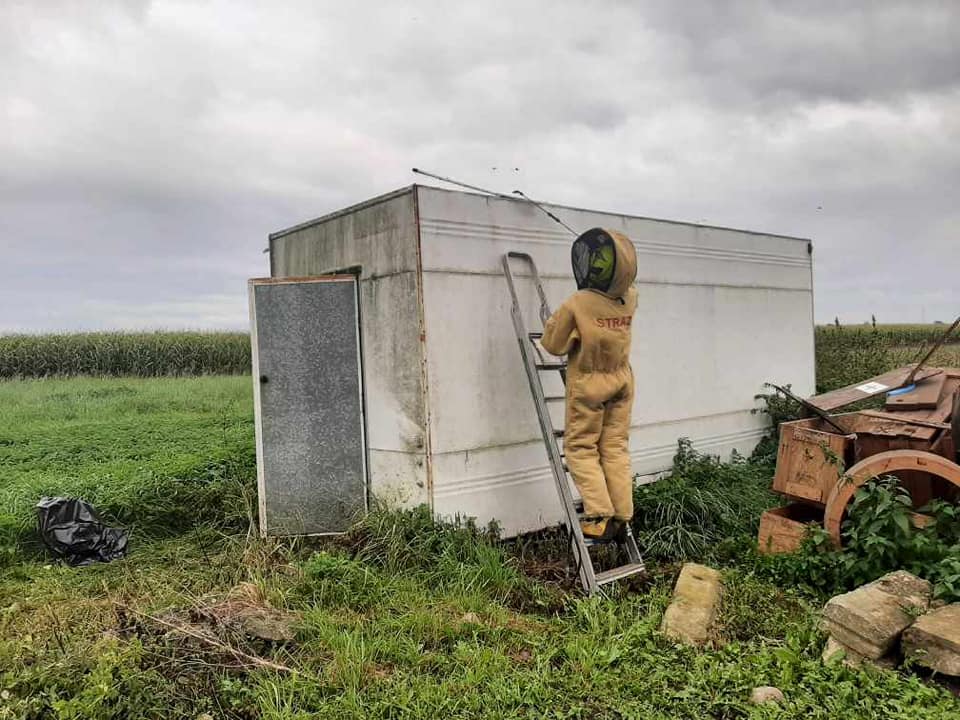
[631,439,778,561]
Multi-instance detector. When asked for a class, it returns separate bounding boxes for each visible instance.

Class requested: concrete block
[821,635,896,670]
[660,563,722,647]
[821,571,931,659]
[902,604,960,676]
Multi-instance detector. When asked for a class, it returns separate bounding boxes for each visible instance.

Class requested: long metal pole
[412,168,579,237]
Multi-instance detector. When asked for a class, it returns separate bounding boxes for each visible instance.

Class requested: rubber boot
[580,517,610,539]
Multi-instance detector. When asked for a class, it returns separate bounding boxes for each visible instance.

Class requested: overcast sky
[2,0,958,332]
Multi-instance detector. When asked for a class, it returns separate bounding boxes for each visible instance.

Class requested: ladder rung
[544,395,565,402]
[536,362,566,371]
[583,536,618,547]
[553,429,564,437]
[595,562,647,585]
[528,332,543,339]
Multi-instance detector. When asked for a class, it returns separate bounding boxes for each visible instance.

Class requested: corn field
[0,332,251,378]
[816,324,960,393]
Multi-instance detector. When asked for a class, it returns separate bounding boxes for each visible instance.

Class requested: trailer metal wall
[415,186,814,535]
[267,185,815,536]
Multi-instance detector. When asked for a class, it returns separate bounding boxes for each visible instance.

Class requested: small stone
[749,686,784,705]
[238,609,297,643]
[821,571,930,659]
[660,563,723,647]
[1,690,10,701]
[461,612,482,625]
[902,603,960,676]
[197,714,214,720]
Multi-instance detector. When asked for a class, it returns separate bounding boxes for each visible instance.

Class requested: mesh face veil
[572,228,617,292]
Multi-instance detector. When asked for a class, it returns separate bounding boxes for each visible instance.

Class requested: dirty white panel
[431,409,770,536]
[417,185,814,535]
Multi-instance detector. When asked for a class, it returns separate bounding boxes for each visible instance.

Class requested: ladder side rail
[502,254,597,593]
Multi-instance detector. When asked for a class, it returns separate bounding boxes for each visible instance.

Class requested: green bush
[0,331,250,378]
[631,439,779,561]
[760,477,960,601]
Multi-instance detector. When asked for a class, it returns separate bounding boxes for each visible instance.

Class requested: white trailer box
[262,184,814,536]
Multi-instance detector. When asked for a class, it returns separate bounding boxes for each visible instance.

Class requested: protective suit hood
[571,228,637,300]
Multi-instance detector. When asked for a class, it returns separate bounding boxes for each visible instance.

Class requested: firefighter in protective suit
[541,228,638,540]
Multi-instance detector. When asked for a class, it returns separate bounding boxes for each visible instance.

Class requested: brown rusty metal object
[823,450,960,546]
[765,382,849,434]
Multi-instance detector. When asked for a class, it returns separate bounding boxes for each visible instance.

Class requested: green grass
[0,376,255,551]
[2,376,958,718]
[0,332,250,378]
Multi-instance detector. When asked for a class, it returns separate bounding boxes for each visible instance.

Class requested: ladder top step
[595,562,647,586]
[528,332,543,339]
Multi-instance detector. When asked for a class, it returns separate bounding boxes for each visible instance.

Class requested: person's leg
[565,382,614,537]
[598,374,634,522]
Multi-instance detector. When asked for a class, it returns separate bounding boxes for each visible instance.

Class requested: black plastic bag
[36,497,129,566]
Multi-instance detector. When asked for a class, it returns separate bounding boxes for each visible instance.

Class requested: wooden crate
[758,503,824,554]
[773,419,854,505]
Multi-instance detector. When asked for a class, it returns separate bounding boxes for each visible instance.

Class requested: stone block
[821,571,930,659]
[821,635,896,670]
[902,604,960,676]
[660,563,722,647]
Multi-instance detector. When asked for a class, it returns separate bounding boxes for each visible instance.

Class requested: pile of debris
[822,570,960,676]
[759,318,960,553]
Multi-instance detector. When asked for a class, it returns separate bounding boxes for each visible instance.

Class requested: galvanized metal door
[249,276,367,536]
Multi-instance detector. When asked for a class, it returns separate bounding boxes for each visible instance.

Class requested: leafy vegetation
[2,322,960,717]
[630,439,778,562]
[758,478,960,603]
[4,507,957,719]
[0,332,250,378]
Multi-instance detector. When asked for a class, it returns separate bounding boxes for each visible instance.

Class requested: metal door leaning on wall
[249,275,367,536]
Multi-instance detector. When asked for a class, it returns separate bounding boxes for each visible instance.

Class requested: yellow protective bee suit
[541,228,637,539]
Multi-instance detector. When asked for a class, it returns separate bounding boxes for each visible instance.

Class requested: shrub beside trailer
[249,184,815,537]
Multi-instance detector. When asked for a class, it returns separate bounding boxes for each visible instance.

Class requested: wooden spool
[823,449,960,545]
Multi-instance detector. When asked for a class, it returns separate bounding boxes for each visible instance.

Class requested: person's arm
[541,302,580,356]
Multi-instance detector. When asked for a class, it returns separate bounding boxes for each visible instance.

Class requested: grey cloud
[641,1,960,105]
[1,0,958,331]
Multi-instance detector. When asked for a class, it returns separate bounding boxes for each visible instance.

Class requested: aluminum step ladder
[502,251,645,594]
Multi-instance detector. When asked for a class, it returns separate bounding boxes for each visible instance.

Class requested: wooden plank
[839,410,940,441]
[885,372,947,411]
[883,377,960,424]
[808,366,943,412]
[853,411,945,435]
